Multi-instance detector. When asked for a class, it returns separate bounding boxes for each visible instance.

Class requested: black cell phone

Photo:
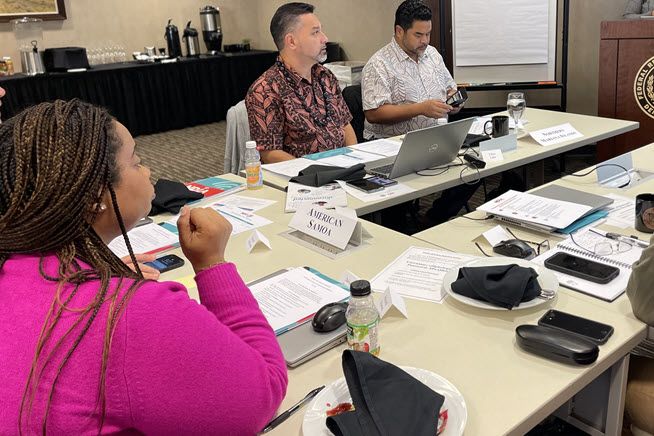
[145,254,185,273]
[543,252,619,284]
[538,309,614,344]
[445,88,469,107]
[367,175,398,187]
[346,178,384,193]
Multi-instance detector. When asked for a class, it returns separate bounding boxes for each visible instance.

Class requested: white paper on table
[317,150,385,167]
[108,223,179,258]
[285,182,348,212]
[530,123,583,147]
[478,190,592,229]
[163,203,272,236]
[335,180,416,203]
[481,149,504,163]
[349,138,402,157]
[262,158,320,178]
[246,230,272,253]
[212,195,276,212]
[482,225,512,247]
[375,287,408,318]
[371,246,476,303]
[604,194,635,229]
[249,267,350,334]
[340,270,361,287]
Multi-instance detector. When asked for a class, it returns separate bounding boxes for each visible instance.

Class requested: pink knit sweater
[0,254,288,435]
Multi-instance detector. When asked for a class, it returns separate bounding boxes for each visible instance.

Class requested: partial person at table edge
[624,234,654,435]
[245,2,357,164]
[0,100,288,434]
[623,0,654,19]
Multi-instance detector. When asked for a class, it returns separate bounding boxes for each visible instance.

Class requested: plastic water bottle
[244,140,263,190]
[346,280,380,356]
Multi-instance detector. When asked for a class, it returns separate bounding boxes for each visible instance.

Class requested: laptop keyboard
[368,163,394,177]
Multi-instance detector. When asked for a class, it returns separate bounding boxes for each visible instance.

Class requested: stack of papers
[108,223,179,258]
[371,247,475,303]
[249,267,350,334]
[185,176,244,200]
[162,201,272,236]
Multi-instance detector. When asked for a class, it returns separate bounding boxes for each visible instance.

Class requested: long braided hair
[0,100,145,434]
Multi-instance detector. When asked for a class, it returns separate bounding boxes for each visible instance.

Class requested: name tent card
[481,149,504,163]
[289,205,359,250]
[530,123,583,147]
[478,133,518,154]
[375,287,408,319]
[246,230,272,253]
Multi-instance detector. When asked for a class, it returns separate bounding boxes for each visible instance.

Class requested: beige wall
[567,0,625,115]
[0,0,261,69]
[0,0,627,115]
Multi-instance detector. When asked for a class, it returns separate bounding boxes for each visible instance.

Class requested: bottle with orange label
[244,140,263,190]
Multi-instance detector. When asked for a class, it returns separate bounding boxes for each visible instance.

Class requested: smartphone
[445,88,469,107]
[538,309,614,344]
[145,254,185,273]
[367,175,398,187]
[346,178,384,193]
[544,252,619,284]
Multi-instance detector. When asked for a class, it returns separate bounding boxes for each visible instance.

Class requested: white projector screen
[452,0,557,84]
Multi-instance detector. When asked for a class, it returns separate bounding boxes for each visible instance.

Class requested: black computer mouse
[312,302,348,333]
[492,239,536,260]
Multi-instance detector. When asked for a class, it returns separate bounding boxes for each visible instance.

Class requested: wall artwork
[0,0,67,22]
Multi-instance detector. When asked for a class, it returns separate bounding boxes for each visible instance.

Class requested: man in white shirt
[361,0,476,226]
[362,1,460,140]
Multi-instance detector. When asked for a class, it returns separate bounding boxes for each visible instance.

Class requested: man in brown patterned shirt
[245,2,356,164]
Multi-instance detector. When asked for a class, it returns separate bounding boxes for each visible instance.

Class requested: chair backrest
[342,85,365,143]
[224,100,251,174]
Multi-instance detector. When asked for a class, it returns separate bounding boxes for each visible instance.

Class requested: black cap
[350,280,371,296]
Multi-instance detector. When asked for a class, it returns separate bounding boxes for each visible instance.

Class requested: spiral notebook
[533,228,644,302]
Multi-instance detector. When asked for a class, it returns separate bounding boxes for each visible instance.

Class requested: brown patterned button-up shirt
[245,57,353,158]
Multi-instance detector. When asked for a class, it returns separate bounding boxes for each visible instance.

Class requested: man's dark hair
[395,0,432,31]
[270,2,315,50]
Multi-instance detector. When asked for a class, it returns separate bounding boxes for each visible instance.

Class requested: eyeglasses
[570,231,632,256]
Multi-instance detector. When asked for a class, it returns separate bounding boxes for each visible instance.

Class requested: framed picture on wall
[0,0,67,22]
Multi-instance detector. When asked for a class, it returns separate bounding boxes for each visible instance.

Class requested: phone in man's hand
[445,88,468,107]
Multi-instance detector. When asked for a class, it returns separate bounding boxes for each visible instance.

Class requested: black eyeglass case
[516,325,599,365]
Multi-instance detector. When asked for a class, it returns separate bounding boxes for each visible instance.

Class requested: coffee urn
[183,22,201,57]
[200,5,223,53]
[164,19,182,58]
[12,17,46,75]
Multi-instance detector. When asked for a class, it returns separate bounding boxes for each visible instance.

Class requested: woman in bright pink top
[0,100,287,435]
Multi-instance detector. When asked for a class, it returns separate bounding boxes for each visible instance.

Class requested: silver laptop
[277,322,347,367]
[368,117,475,179]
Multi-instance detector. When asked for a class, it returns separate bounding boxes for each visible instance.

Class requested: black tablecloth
[0,51,277,136]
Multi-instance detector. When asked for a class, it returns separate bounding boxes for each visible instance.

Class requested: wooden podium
[598,20,654,161]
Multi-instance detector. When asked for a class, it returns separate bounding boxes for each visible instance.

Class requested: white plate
[442,257,558,310]
[302,366,466,435]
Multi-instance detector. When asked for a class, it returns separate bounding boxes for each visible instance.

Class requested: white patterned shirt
[362,38,456,139]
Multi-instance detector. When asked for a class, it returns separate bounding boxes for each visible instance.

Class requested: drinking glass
[507,92,526,132]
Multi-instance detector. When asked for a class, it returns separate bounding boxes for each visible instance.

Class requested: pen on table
[606,232,649,249]
[261,385,325,433]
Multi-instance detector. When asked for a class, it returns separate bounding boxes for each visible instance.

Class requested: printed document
[212,195,276,212]
[262,158,319,178]
[163,202,272,236]
[285,182,348,212]
[336,180,416,203]
[371,247,475,303]
[604,194,635,229]
[478,190,592,229]
[108,223,179,258]
[249,267,350,334]
[317,150,384,167]
[349,138,402,157]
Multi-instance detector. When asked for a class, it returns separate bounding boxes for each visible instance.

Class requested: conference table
[154,174,646,436]
[412,143,654,435]
[259,108,638,216]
